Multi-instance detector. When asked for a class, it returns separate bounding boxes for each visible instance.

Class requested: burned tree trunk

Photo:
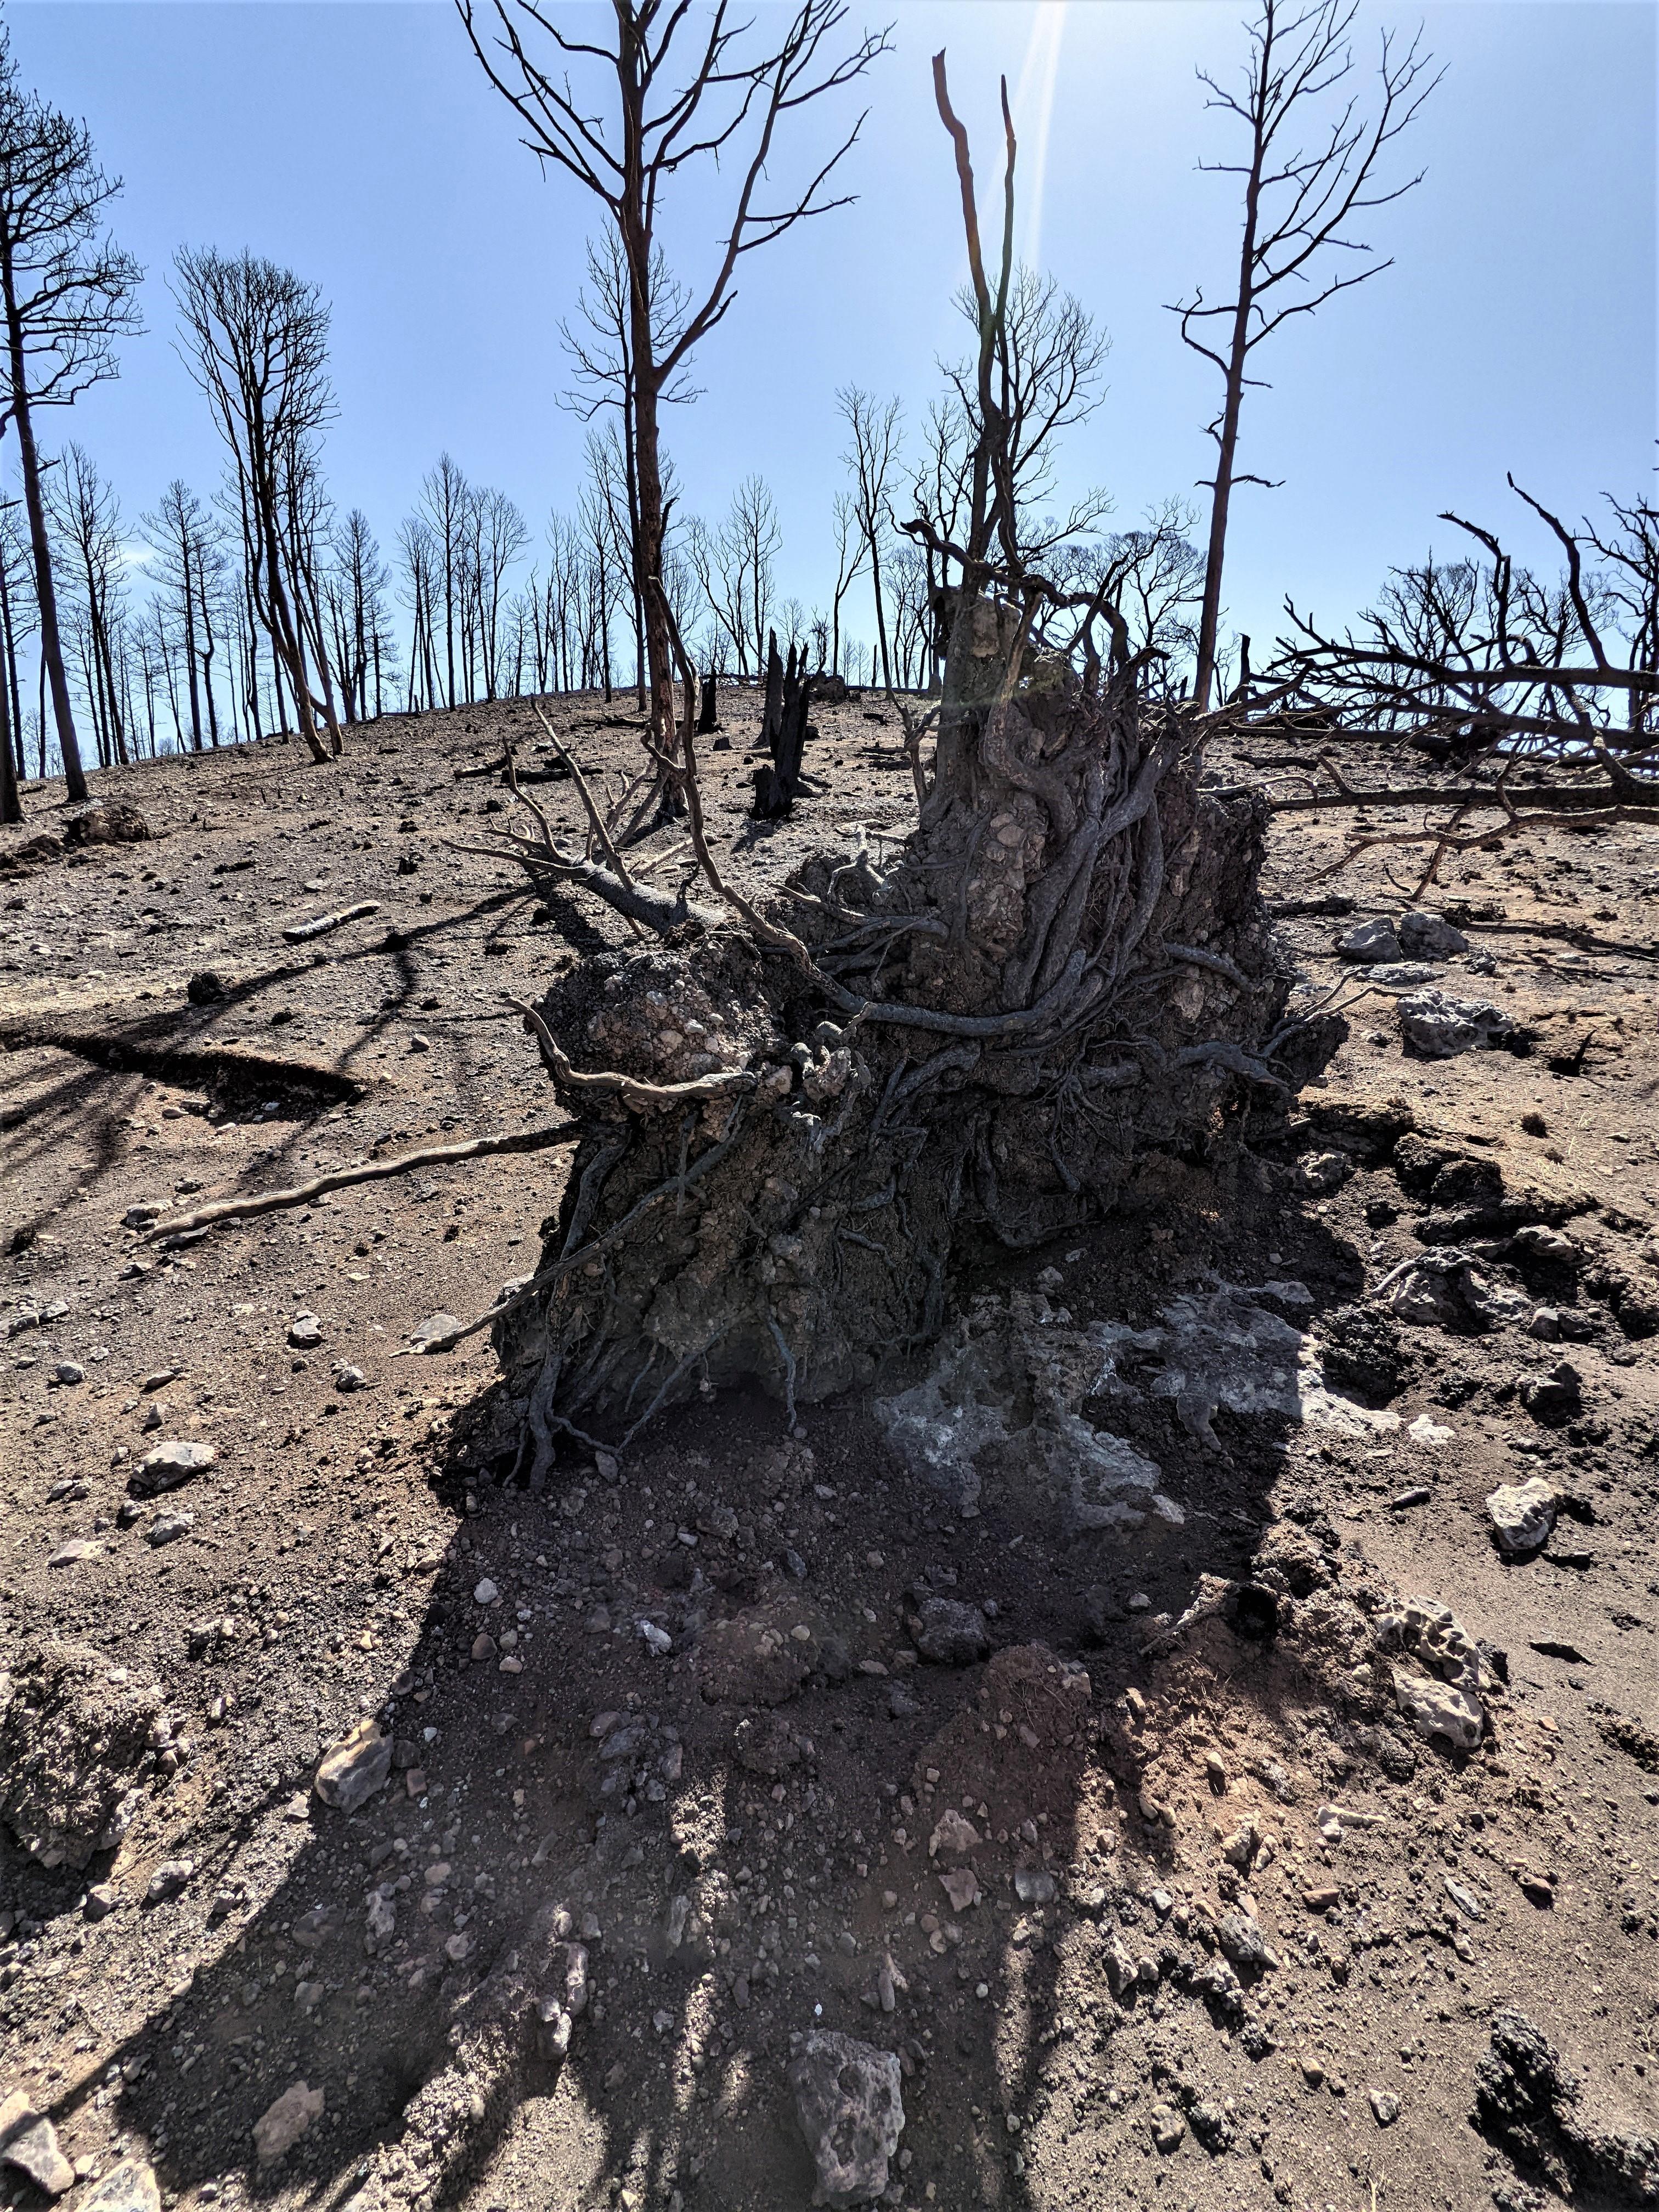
[696,671,719,734]
[752,645,814,819]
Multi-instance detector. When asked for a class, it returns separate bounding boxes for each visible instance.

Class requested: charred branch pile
[1249,482,1659,887]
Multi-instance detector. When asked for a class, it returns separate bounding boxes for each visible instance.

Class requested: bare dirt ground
[2,692,1657,2212]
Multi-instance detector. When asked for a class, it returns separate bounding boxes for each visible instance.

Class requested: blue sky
[7,0,1655,669]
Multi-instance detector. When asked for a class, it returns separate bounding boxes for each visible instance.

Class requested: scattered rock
[1518,1360,1582,1427]
[1398,987,1515,1058]
[1392,1671,1484,1754]
[252,2081,324,2165]
[0,1641,161,1867]
[939,1866,981,1911]
[1317,1303,1406,1406]
[929,1809,979,1858]
[1149,2103,1186,2152]
[186,970,227,1004]
[1487,1476,1559,1560]
[1188,2100,1233,2154]
[1474,2011,1659,2203]
[787,2033,904,2209]
[0,2094,74,2196]
[1368,2087,1401,2127]
[1378,1596,1489,1752]
[287,1312,325,1349]
[1397,910,1469,958]
[1215,1910,1275,1973]
[77,2165,160,2212]
[912,1596,990,1665]
[314,1718,392,1813]
[145,1858,194,1904]
[84,1882,118,1921]
[146,1508,194,1548]
[128,1439,216,1498]
[65,799,150,846]
[409,1310,460,1352]
[48,1539,99,1566]
[1339,916,1404,963]
[1375,1249,1530,1333]
[1295,1149,1352,1194]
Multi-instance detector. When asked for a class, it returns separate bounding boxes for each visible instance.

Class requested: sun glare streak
[1014,0,1066,273]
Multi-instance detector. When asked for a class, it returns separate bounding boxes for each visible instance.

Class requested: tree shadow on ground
[14,1180,1413,2212]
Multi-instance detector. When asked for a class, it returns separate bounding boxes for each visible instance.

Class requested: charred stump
[488,605,1338,1479]
[696,671,719,734]
[752,641,814,820]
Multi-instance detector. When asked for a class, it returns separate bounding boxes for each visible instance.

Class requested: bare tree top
[455,0,891,388]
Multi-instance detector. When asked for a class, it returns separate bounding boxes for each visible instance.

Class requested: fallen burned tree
[1248,479,1659,888]
[456,62,1342,1478]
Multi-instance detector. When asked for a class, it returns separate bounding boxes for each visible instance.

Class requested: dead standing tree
[1172,0,1438,709]
[455,0,889,769]
[437,54,1331,1482]
[0,31,142,804]
[173,248,341,764]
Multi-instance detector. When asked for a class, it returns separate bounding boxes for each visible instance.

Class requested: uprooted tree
[450,57,1340,1481]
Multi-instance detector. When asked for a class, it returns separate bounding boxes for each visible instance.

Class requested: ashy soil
[2,693,1657,2212]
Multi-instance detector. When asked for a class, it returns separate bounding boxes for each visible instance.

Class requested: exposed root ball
[494,702,1335,1476]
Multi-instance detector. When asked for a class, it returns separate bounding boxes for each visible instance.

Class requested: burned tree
[173,248,340,764]
[456,0,889,760]
[452,56,1327,1480]
[1172,0,1437,708]
[752,631,814,818]
[0,31,142,802]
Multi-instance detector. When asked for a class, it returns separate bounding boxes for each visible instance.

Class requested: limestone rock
[1393,1669,1484,1753]
[788,2032,904,2207]
[1487,1475,1559,1559]
[128,1439,216,1499]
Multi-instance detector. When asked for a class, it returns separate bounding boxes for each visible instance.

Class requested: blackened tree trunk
[3,281,83,797]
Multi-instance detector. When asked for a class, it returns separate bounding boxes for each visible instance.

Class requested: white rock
[131,1438,216,1497]
[1486,1475,1558,1559]
[929,1809,979,1857]
[1393,1668,1485,1753]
